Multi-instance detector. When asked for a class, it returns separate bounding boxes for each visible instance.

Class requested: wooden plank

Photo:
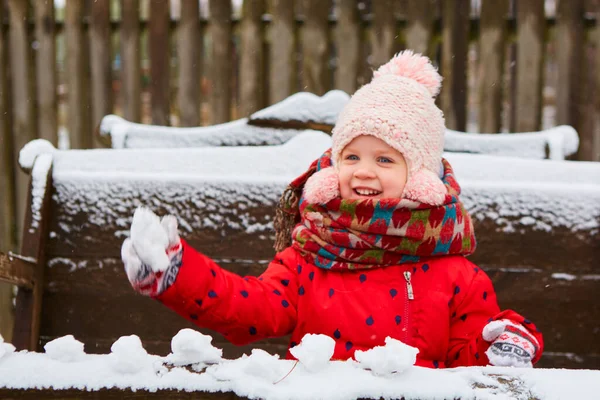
[34,0,58,145]
[90,0,112,146]
[209,0,233,124]
[65,0,91,149]
[440,0,470,131]
[334,0,360,94]
[514,0,544,133]
[239,0,265,117]
[478,0,508,133]
[121,0,141,123]
[556,0,585,143]
[0,388,242,400]
[370,0,396,69]
[149,0,170,126]
[268,0,295,104]
[591,1,600,162]
[301,0,330,95]
[405,0,436,56]
[12,165,53,351]
[0,253,35,289]
[177,0,201,127]
[8,0,36,241]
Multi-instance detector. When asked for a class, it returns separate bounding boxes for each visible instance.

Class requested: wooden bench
[0,95,598,375]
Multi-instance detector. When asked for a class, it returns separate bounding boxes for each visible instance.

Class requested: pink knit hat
[303,50,447,206]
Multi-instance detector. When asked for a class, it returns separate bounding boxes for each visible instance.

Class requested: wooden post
[121,0,141,123]
[440,0,470,131]
[90,0,112,145]
[12,165,53,351]
[334,0,360,94]
[514,0,544,133]
[66,0,91,149]
[240,0,265,117]
[405,0,436,56]
[592,1,600,161]
[8,0,36,240]
[177,0,202,127]
[478,0,508,133]
[268,0,295,104]
[371,0,396,69]
[149,0,170,126]
[34,0,57,146]
[209,0,233,123]
[301,0,330,95]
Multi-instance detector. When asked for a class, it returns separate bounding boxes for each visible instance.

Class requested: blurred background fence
[1,0,600,339]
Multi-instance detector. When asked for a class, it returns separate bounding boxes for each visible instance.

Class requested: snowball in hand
[354,337,418,375]
[43,335,85,362]
[0,334,15,360]
[289,334,335,372]
[130,207,170,272]
[109,335,149,374]
[166,329,222,366]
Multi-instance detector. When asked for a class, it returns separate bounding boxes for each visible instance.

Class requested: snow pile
[210,349,292,385]
[354,337,418,375]
[43,335,85,362]
[18,139,56,170]
[108,335,151,374]
[129,207,170,272]
[250,90,350,125]
[289,334,335,372]
[165,329,222,366]
[0,335,15,360]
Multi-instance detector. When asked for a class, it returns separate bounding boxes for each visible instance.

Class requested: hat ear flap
[403,169,447,206]
[303,167,340,204]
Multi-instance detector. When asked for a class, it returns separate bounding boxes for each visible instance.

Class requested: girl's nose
[354,167,376,179]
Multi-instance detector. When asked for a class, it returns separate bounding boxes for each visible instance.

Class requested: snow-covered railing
[1,330,599,399]
[99,91,579,160]
[3,130,599,371]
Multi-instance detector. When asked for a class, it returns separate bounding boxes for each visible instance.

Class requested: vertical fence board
[405,0,436,56]
[0,0,16,343]
[121,0,141,122]
[335,0,360,94]
[34,0,57,145]
[66,0,91,149]
[268,0,295,104]
[440,0,470,131]
[90,0,112,144]
[593,2,600,161]
[514,0,544,133]
[371,0,396,69]
[301,0,330,95]
[478,0,508,133]
[209,0,233,123]
[240,0,265,116]
[8,0,35,240]
[177,0,201,126]
[149,0,170,126]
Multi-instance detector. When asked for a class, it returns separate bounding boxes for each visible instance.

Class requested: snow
[353,337,419,376]
[1,332,600,399]
[289,334,335,372]
[0,335,15,360]
[165,329,222,366]
[43,335,85,362]
[29,153,53,232]
[18,138,56,170]
[129,207,170,272]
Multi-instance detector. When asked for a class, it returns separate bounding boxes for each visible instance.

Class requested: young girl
[122,51,543,369]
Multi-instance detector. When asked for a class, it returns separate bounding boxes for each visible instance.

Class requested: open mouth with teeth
[354,188,382,197]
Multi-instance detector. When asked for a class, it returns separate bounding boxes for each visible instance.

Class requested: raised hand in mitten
[482,319,539,368]
[121,207,183,296]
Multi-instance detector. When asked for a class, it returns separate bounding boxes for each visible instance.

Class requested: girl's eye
[378,157,392,163]
[346,154,359,161]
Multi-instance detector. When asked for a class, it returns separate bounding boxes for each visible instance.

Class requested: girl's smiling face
[338,135,408,200]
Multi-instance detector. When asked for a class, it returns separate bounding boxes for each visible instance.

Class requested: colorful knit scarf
[275,150,476,270]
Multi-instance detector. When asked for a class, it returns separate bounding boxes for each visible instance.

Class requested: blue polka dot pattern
[474,267,480,273]
[281,279,290,287]
[390,288,398,298]
[524,319,531,324]
[240,290,249,298]
[249,326,257,335]
[297,265,302,274]
[190,314,198,320]
[334,329,341,339]
[298,286,305,295]
[208,290,217,298]
[291,341,298,348]
[454,286,460,295]
[195,299,203,306]
[460,314,467,322]
[282,300,289,308]
[483,291,488,300]
[359,274,367,283]
[395,315,401,325]
[273,289,281,296]
[433,360,439,368]
[475,352,480,360]
[422,264,430,272]
[345,341,353,351]
[210,269,216,277]
[366,316,374,326]
[329,288,334,298]
[309,271,315,281]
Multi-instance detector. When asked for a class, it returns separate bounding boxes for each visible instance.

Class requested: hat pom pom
[303,167,340,204]
[373,50,442,97]
[403,169,447,206]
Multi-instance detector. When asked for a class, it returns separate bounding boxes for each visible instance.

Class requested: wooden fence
[1,0,600,338]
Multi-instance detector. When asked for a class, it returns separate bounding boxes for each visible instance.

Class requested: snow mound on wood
[290,334,336,372]
[165,329,222,366]
[43,335,85,362]
[354,337,418,375]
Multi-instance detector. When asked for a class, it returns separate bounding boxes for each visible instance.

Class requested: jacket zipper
[403,271,413,343]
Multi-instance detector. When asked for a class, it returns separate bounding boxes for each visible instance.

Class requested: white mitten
[482,319,539,368]
[121,207,182,296]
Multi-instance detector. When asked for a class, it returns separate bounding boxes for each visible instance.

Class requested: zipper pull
[404,271,414,300]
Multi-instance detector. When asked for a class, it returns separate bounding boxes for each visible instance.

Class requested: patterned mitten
[482,319,539,368]
[121,207,183,296]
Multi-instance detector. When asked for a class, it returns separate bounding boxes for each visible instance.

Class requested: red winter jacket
[157,240,543,368]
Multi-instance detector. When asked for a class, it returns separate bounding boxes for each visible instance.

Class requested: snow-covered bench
[99,90,579,161]
[0,127,598,383]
